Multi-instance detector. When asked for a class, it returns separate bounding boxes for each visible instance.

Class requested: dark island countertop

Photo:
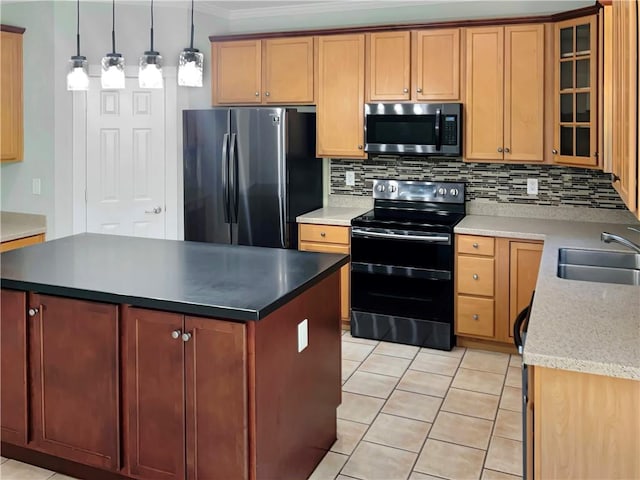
[0,233,349,321]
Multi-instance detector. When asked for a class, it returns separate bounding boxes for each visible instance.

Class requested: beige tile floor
[0,333,523,480]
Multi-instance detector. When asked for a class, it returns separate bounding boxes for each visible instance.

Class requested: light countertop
[456,215,640,380]
[296,206,371,227]
[1,211,47,243]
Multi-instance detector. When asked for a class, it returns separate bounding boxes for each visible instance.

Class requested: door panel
[185,317,247,480]
[508,242,542,340]
[263,37,314,104]
[212,40,262,104]
[0,289,27,445]
[30,294,119,471]
[366,31,411,101]
[124,307,185,480]
[414,29,460,101]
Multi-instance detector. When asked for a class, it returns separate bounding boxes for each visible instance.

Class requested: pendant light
[178,0,204,87]
[67,0,89,91]
[101,0,125,89]
[139,0,163,89]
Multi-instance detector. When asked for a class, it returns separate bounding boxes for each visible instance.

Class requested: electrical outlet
[345,171,355,186]
[297,319,308,352]
[527,178,538,195]
[32,178,41,195]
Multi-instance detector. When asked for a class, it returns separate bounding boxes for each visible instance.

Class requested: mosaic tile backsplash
[330,157,626,210]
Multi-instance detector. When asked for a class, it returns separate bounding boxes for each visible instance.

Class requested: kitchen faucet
[601,228,640,254]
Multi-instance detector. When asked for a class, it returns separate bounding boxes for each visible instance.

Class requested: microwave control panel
[443,116,458,146]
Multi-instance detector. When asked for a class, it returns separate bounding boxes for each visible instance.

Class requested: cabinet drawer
[299,241,349,255]
[457,256,494,296]
[457,235,495,256]
[457,295,494,337]
[299,224,350,244]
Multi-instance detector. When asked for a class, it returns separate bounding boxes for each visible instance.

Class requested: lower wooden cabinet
[0,233,45,253]
[29,294,120,471]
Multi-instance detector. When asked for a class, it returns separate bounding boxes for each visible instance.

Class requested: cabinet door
[212,40,262,104]
[504,24,545,162]
[413,29,460,101]
[263,37,314,104]
[316,34,366,158]
[30,294,120,471]
[508,241,542,340]
[366,31,411,101]
[0,30,23,162]
[553,16,599,166]
[125,307,185,480]
[465,27,504,160]
[184,316,247,480]
[0,289,27,445]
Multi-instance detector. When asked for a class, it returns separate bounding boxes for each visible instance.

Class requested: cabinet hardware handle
[472,243,479,248]
[182,332,192,342]
[473,314,479,320]
[255,91,260,96]
[28,308,39,317]
[171,330,182,339]
[358,145,363,150]
[320,232,326,237]
[403,88,409,93]
[416,88,422,93]
[552,149,558,154]
[497,147,503,153]
[473,274,479,280]
[265,91,270,97]
[504,147,510,153]
[145,206,162,214]
[611,173,620,183]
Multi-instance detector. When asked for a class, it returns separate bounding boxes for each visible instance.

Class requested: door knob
[403,88,409,93]
[611,173,620,183]
[145,206,162,214]
[358,145,363,150]
[255,91,260,96]
[504,147,510,153]
[416,88,423,93]
[265,91,270,97]
[171,330,182,339]
[472,243,479,248]
[182,332,192,342]
[552,149,558,155]
[473,274,479,280]
[497,147,503,153]
[28,308,39,317]
[473,314,479,320]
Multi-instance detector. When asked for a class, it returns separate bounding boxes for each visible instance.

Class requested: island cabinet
[211,37,314,105]
[465,24,545,163]
[316,34,366,159]
[124,307,247,480]
[366,29,460,102]
[455,234,542,351]
[0,26,24,162]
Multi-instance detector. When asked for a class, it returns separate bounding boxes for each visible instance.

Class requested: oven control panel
[373,179,465,203]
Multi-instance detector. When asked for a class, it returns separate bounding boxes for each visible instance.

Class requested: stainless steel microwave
[364,103,463,156]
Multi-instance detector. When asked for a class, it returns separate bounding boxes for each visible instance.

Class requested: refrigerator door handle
[222,133,230,224]
[229,133,238,224]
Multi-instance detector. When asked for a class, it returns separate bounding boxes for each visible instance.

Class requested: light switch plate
[527,178,538,195]
[345,171,355,186]
[32,178,41,195]
[297,319,308,352]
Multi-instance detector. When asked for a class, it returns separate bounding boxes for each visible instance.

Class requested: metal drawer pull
[473,243,479,248]
[171,330,181,339]
[182,332,192,342]
[28,308,39,317]
[473,274,479,280]
[320,232,326,237]
[473,314,479,320]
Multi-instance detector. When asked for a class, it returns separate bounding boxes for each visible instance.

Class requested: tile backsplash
[330,157,626,210]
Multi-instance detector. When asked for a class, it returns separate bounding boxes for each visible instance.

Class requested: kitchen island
[0,233,348,480]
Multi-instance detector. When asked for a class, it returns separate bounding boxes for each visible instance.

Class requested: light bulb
[178,50,203,87]
[139,53,163,89]
[67,57,89,91]
[101,55,125,89]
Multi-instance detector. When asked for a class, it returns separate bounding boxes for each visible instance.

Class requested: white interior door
[86,77,166,238]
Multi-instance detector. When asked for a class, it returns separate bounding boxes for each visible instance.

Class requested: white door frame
[72,65,181,239]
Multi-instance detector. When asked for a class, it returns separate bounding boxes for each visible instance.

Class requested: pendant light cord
[111,0,116,55]
[149,0,155,52]
[76,0,81,57]
[190,0,195,49]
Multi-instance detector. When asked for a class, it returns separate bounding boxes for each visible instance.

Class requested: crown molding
[194,3,233,19]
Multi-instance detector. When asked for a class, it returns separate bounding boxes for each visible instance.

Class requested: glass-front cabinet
[553,16,599,167]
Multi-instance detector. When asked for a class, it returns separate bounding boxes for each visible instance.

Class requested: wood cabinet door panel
[185,317,247,480]
[0,31,23,162]
[508,241,542,340]
[124,307,185,480]
[212,40,262,104]
[263,37,314,104]
[465,27,504,160]
[1,289,27,445]
[504,24,545,162]
[366,31,411,101]
[30,295,119,471]
[414,29,460,101]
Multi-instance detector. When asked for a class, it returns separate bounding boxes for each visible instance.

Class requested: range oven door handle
[513,305,529,354]
[352,228,449,243]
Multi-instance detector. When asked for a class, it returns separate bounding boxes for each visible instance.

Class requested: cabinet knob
[552,149,558,155]
[504,147,510,153]
[255,91,260,96]
[403,88,409,93]
[265,91,270,97]
[358,145,363,150]
[611,173,620,183]
[28,308,39,317]
[473,314,479,320]
[472,274,479,280]
[497,147,503,153]
[171,329,181,339]
[320,232,326,237]
[472,243,479,248]
[416,88,423,93]
[182,332,192,342]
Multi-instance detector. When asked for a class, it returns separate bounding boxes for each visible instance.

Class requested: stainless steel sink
[557,248,640,286]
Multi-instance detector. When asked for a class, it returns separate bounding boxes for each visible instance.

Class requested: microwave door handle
[435,108,442,151]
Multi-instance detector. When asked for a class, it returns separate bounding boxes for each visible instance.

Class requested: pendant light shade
[139,0,163,89]
[178,0,203,87]
[67,0,89,91]
[101,0,125,89]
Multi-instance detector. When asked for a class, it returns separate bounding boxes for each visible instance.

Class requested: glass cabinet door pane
[561,61,573,90]
[576,93,590,122]
[560,27,574,57]
[560,126,574,156]
[576,24,590,54]
[576,127,590,156]
[576,59,590,88]
[561,94,574,122]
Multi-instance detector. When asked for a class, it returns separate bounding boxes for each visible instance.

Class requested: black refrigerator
[183,108,322,248]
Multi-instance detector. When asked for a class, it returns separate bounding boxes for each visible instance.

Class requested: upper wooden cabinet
[1,28,24,162]
[316,34,366,158]
[552,16,599,167]
[211,37,314,105]
[366,29,460,102]
[465,24,545,163]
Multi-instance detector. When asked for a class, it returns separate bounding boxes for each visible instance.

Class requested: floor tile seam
[458,365,510,375]
[483,435,524,477]
[426,428,492,451]
[377,411,434,428]
[434,408,498,425]
[342,389,395,403]
[358,365,410,379]
[447,385,502,397]
[395,386,446,399]
[407,366,457,377]
[420,437,488,455]
[358,436,424,455]
[372,351,420,361]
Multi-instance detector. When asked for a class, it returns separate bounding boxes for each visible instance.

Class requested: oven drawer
[299,224,350,244]
[457,235,495,256]
[457,256,494,296]
[456,295,494,337]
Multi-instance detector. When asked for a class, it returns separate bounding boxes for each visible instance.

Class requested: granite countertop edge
[296,206,371,227]
[456,215,640,381]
